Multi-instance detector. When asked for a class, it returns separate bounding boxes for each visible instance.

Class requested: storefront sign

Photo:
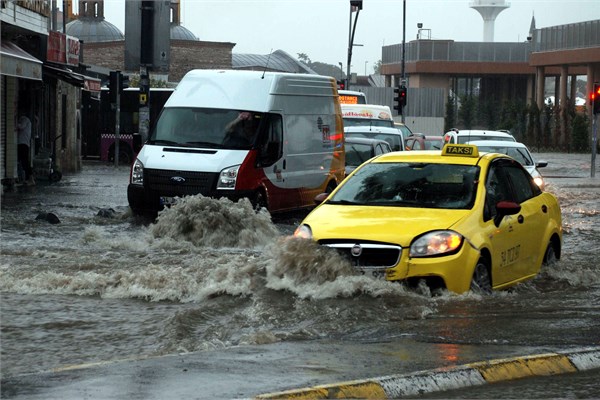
[47,31,80,67]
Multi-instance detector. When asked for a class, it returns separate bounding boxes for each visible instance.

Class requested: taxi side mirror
[494,201,521,227]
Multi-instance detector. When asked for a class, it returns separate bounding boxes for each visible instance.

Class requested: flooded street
[1,152,599,387]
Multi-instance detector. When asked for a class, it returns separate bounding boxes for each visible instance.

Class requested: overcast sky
[84,0,598,75]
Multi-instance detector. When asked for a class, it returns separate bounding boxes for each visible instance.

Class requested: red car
[405,134,444,151]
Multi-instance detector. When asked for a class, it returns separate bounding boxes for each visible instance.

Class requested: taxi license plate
[358,268,386,279]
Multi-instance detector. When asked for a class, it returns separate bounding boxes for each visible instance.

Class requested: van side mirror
[536,160,548,168]
[314,192,329,205]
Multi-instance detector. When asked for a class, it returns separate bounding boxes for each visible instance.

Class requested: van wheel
[470,257,492,294]
[253,190,268,212]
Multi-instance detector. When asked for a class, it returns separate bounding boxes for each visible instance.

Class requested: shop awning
[0,42,43,81]
[43,64,85,87]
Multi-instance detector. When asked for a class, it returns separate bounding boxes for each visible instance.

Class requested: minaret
[78,0,105,20]
[469,0,510,42]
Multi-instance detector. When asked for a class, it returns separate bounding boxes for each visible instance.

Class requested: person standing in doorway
[17,114,35,185]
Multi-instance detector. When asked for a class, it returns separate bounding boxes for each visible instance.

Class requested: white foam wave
[264,237,407,299]
[149,195,280,249]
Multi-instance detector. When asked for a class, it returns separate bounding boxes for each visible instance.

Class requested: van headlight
[410,230,463,257]
[131,159,144,185]
[217,165,240,190]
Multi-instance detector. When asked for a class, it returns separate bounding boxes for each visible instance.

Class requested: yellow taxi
[293,144,563,294]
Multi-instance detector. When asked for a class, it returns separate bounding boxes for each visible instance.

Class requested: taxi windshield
[328,162,480,209]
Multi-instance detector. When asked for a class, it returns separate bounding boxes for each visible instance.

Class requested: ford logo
[170,176,186,184]
[351,244,362,257]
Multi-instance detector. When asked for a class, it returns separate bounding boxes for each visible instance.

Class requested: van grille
[319,240,402,268]
[144,168,218,196]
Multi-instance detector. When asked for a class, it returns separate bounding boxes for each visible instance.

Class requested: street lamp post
[347,0,363,90]
[365,61,369,76]
[339,62,343,82]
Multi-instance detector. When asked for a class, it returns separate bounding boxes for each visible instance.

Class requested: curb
[254,347,600,399]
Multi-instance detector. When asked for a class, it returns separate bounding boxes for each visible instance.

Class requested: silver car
[467,140,548,189]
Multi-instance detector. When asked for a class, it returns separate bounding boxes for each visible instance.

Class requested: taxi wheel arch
[543,233,561,267]
[470,250,492,294]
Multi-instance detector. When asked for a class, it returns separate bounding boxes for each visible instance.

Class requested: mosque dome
[170,24,198,41]
[66,19,124,43]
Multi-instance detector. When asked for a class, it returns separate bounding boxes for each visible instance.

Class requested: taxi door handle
[518,215,524,224]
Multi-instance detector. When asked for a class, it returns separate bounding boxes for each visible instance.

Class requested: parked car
[405,133,445,151]
[293,144,562,294]
[444,129,516,144]
[467,140,548,189]
[344,136,392,176]
[344,126,406,152]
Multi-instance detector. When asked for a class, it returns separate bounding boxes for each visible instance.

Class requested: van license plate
[160,196,177,206]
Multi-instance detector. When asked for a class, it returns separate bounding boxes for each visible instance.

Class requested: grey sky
[91,0,599,75]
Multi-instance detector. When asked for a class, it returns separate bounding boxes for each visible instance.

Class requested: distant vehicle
[338,89,367,104]
[467,140,548,189]
[394,122,413,144]
[293,144,562,295]
[128,70,345,216]
[444,129,516,144]
[345,125,406,152]
[344,136,392,176]
[405,133,444,151]
[341,104,395,128]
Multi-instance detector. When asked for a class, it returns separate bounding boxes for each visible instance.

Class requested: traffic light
[592,82,600,115]
[109,71,119,104]
[393,85,407,113]
[337,80,345,90]
[119,73,130,94]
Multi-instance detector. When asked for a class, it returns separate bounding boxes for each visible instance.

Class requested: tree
[297,53,311,64]
[373,60,382,74]
[458,94,476,129]
[444,94,456,133]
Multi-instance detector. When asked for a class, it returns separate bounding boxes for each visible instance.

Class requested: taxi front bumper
[385,240,481,294]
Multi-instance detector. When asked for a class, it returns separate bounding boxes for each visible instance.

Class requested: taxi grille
[319,240,402,268]
[145,168,218,196]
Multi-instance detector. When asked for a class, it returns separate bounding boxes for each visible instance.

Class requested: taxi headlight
[293,224,313,240]
[130,158,144,185]
[410,230,463,257]
[217,165,240,190]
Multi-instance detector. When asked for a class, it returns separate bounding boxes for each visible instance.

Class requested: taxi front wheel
[470,258,492,294]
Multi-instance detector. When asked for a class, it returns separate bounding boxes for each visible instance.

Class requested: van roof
[166,70,336,111]
[341,103,393,121]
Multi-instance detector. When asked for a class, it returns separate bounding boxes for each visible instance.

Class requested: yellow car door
[483,161,528,286]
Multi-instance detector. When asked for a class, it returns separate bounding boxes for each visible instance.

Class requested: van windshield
[149,107,264,149]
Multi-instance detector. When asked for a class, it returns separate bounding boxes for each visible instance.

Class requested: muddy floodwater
[1,152,599,379]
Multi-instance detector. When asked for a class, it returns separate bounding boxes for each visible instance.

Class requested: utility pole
[401,0,406,123]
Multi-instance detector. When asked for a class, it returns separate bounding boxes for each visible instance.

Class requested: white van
[127,70,345,216]
[338,89,367,104]
[341,104,395,128]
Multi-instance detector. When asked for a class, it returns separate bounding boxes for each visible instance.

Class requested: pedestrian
[17,114,35,185]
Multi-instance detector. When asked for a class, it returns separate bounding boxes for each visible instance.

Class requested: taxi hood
[305,204,471,246]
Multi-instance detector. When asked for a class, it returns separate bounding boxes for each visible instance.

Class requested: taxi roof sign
[442,144,479,157]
